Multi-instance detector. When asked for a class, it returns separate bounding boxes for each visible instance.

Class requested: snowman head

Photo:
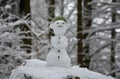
[49,17,69,35]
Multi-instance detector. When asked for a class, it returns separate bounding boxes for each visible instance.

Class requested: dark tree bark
[77,0,92,68]
[77,0,83,66]
[110,0,116,77]
[47,0,55,21]
[47,0,55,39]
[19,0,30,15]
[82,0,92,68]
[19,0,32,53]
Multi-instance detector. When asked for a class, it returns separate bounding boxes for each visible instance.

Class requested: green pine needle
[53,16,66,22]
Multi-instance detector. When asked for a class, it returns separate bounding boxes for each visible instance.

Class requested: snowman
[46,17,71,67]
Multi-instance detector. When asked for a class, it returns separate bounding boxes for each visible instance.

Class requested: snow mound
[9,59,115,79]
[21,59,47,67]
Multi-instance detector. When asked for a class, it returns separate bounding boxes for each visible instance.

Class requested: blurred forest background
[0,0,120,79]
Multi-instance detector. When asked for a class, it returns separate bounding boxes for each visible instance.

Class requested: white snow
[51,36,68,48]
[46,48,71,67]
[10,64,115,79]
[49,20,69,35]
[5,5,11,9]
[21,59,47,67]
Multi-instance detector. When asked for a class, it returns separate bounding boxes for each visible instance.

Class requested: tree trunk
[47,0,55,39]
[19,0,32,53]
[77,0,83,66]
[60,0,64,16]
[47,0,55,21]
[110,0,116,77]
[82,0,92,68]
[77,0,92,68]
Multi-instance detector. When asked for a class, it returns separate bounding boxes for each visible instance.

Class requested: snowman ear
[49,22,54,29]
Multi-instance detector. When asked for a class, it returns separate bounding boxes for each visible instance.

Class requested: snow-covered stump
[9,65,114,79]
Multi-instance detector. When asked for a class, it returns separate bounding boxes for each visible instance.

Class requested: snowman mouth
[58,26,63,27]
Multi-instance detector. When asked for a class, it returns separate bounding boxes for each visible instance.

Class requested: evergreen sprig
[53,16,66,22]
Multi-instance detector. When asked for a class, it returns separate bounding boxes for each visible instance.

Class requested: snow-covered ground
[9,59,115,79]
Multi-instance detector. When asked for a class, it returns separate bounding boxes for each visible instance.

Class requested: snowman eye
[62,22,65,24]
[56,22,59,24]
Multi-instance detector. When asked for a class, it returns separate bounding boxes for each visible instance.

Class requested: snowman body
[46,20,71,67]
[47,48,71,67]
[51,36,68,48]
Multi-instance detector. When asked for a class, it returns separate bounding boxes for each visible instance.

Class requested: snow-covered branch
[88,1,120,6]
[90,42,110,58]
[83,22,120,34]
[108,69,120,76]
